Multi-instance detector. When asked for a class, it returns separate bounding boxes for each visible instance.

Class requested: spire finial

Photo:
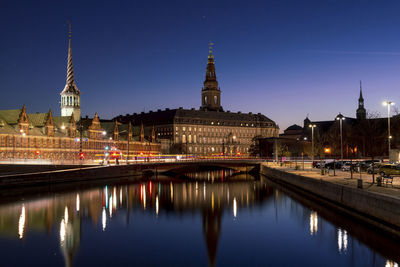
[208,41,214,57]
[68,20,71,40]
[359,80,363,99]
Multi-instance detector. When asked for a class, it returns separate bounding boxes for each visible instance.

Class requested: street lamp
[336,113,345,163]
[383,101,395,158]
[309,124,316,165]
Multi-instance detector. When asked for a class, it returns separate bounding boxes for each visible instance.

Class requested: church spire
[356,80,366,120]
[201,42,223,112]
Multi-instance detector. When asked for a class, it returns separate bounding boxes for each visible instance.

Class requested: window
[182,134,186,143]
[205,96,208,104]
[183,127,186,131]
[188,134,192,143]
[214,95,217,104]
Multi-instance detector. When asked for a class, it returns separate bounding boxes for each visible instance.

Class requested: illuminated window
[214,95,217,104]
[205,96,208,104]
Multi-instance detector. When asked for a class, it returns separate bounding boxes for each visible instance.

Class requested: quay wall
[260,164,400,232]
[0,165,151,189]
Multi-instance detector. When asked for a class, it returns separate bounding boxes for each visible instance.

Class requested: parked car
[341,162,358,172]
[325,161,343,169]
[366,163,382,174]
[314,160,334,168]
[360,160,381,171]
[378,164,400,176]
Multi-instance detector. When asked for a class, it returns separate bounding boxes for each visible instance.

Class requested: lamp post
[383,101,395,159]
[103,130,132,165]
[309,124,316,166]
[336,113,345,163]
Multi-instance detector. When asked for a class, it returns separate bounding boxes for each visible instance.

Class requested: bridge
[0,159,263,189]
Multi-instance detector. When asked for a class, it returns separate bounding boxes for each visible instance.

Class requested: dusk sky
[2,0,400,131]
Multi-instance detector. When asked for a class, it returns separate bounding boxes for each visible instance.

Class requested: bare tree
[356,111,385,183]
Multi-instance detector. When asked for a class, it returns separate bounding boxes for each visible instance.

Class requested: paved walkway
[263,163,400,200]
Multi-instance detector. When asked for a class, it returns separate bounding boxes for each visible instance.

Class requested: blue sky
[1,0,400,131]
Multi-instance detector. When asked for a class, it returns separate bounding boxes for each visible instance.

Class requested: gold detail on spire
[208,41,214,57]
[68,20,71,39]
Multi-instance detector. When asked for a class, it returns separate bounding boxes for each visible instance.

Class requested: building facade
[0,26,160,163]
[115,44,279,155]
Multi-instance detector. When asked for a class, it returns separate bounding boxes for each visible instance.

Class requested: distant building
[115,44,279,155]
[0,25,160,162]
[259,82,399,159]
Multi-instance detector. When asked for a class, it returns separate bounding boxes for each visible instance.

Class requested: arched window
[214,95,217,104]
[205,96,208,104]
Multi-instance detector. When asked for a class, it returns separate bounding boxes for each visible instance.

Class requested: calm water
[0,170,399,267]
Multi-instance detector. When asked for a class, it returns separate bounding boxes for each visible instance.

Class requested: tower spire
[60,21,81,122]
[356,80,366,120]
[201,42,223,112]
[67,21,75,86]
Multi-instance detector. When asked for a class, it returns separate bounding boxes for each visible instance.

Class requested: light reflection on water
[0,171,398,266]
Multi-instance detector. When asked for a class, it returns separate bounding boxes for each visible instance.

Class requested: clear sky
[2,0,400,131]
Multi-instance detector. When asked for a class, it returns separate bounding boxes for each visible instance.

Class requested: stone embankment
[0,165,148,189]
[261,163,400,237]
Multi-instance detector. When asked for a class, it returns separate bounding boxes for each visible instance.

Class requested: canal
[0,170,398,266]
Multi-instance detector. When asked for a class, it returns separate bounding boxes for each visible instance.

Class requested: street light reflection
[338,228,348,253]
[60,219,66,243]
[309,211,318,235]
[18,204,25,239]
[102,207,107,231]
[156,196,159,215]
[233,197,237,218]
[76,194,80,212]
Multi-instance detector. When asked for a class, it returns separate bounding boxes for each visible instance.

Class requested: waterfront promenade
[264,163,400,198]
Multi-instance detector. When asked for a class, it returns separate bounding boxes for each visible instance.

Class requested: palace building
[0,26,160,163]
[115,44,279,155]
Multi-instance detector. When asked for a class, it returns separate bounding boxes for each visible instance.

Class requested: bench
[381,175,393,185]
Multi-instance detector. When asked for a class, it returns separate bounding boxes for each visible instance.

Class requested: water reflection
[309,211,318,236]
[338,228,348,253]
[386,260,399,267]
[0,171,398,266]
[18,204,25,239]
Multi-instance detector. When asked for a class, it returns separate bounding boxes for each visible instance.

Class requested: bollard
[357,179,363,189]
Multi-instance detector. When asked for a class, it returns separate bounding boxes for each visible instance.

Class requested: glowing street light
[383,101,395,158]
[336,113,345,162]
[309,124,317,164]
